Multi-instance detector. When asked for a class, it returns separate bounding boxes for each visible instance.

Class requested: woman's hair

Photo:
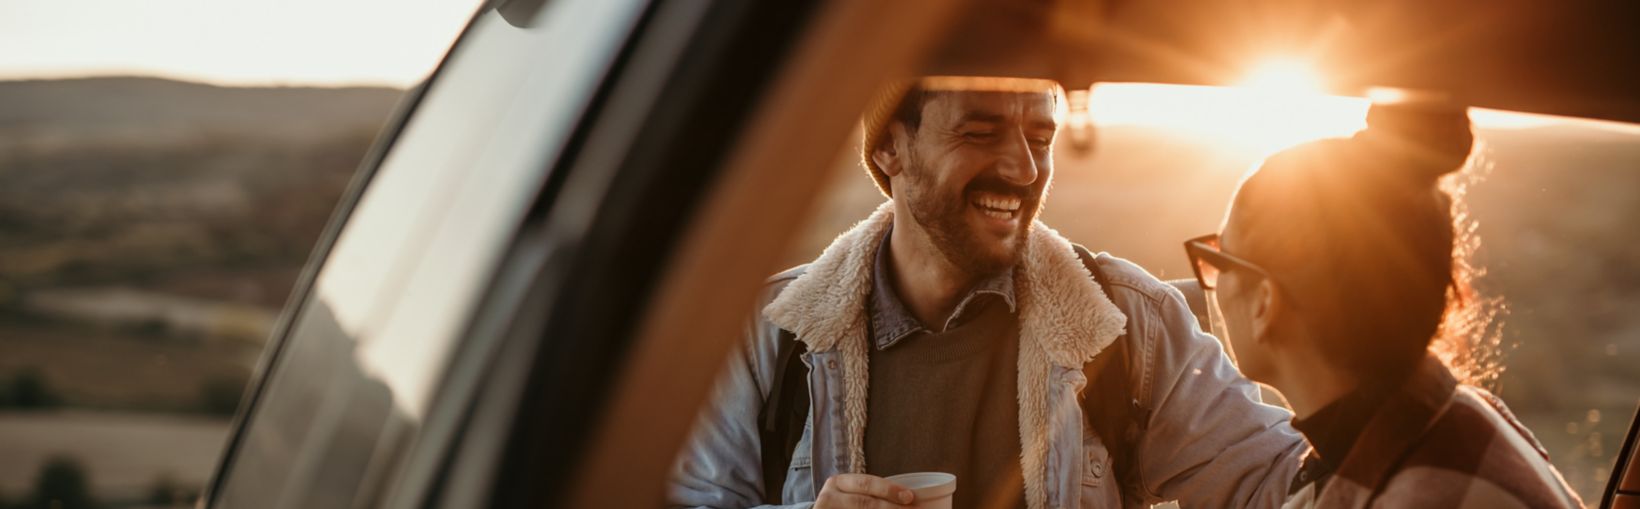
[1228,102,1477,383]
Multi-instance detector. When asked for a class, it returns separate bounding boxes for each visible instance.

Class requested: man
[669,78,1304,508]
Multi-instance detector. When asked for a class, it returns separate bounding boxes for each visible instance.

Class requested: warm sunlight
[1088,56,1384,155]
[1086,57,1368,156]
[1085,57,1595,157]
[1089,83,1368,157]
[1235,58,1326,94]
[1084,58,1377,157]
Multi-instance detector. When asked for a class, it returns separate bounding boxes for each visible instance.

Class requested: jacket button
[827,360,838,369]
[1091,462,1105,478]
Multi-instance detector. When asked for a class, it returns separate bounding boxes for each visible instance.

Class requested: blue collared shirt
[869,228,1017,350]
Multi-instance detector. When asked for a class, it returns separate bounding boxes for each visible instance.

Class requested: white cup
[885,472,956,509]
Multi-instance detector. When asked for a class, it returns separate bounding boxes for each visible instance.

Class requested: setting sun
[1235,58,1326,94]
[1088,82,1367,157]
[1085,58,1579,159]
[1085,58,1372,157]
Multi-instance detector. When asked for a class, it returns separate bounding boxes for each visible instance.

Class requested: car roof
[924,0,1640,124]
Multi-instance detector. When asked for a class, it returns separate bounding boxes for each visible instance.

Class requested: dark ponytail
[1229,100,1475,383]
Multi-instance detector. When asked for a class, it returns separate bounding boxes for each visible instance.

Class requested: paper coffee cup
[885,472,956,509]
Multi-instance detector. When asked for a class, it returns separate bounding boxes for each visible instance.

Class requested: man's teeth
[979,208,1012,219]
[971,193,1022,217]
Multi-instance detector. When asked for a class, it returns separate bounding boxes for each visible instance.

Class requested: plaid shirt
[1283,356,1584,509]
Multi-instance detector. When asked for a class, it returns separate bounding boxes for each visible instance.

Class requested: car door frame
[1603,404,1640,508]
[403,0,971,505]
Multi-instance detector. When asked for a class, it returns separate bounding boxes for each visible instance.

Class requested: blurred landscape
[0,75,1636,506]
[0,77,400,507]
[792,119,1640,502]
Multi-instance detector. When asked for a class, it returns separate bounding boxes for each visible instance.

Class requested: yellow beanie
[860,81,912,197]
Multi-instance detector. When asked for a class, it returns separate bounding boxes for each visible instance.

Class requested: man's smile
[969,190,1023,221]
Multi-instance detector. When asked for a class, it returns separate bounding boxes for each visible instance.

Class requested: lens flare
[1236,59,1326,94]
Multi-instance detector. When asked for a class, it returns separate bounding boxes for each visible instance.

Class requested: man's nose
[995,128,1039,186]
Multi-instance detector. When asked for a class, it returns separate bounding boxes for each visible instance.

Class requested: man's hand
[815,473,915,508]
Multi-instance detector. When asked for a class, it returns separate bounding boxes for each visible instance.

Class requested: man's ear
[872,122,910,178]
[1252,278,1282,344]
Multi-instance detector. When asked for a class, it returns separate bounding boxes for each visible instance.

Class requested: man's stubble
[896,148,1047,279]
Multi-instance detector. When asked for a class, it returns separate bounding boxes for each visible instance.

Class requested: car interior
[201,0,1640,507]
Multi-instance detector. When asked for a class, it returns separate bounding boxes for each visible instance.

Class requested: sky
[0,0,1615,145]
[0,0,481,87]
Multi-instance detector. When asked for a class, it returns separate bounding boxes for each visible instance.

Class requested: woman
[1185,101,1583,508]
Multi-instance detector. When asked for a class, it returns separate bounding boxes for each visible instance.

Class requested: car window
[211,1,647,506]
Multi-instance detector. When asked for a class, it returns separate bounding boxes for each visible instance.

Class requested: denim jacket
[669,203,1304,508]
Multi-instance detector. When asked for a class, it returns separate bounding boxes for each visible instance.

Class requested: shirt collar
[1292,386,1389,476]
[869,227,1017,350]
[1305,355,1459,493]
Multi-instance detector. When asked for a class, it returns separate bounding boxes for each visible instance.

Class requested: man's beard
[898,156,1044,277]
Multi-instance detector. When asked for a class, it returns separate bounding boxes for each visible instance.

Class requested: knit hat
[860,81,912,197]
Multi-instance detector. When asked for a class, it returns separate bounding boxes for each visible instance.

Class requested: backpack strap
[758,328,808,504]
[1072,244,1149,506]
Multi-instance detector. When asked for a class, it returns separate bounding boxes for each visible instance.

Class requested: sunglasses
[1183,233,1273,291]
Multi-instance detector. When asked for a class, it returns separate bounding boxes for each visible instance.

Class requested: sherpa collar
[764,200,1128,509]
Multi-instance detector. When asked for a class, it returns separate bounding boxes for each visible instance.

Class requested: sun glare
[1081,57,1373,156]
[1086,56,1586,159]
[1235,59,1326,95]
[1089,84,1367,158]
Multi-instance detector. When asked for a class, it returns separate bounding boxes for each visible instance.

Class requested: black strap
[1073,244,1148,506]
[758,329,808,504]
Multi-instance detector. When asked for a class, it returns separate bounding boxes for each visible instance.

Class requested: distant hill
[0,77,403,305]
[0,76,400,417]
[0,76,402,151]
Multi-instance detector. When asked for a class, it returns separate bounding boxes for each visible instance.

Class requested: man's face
[891,91,1057,275]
